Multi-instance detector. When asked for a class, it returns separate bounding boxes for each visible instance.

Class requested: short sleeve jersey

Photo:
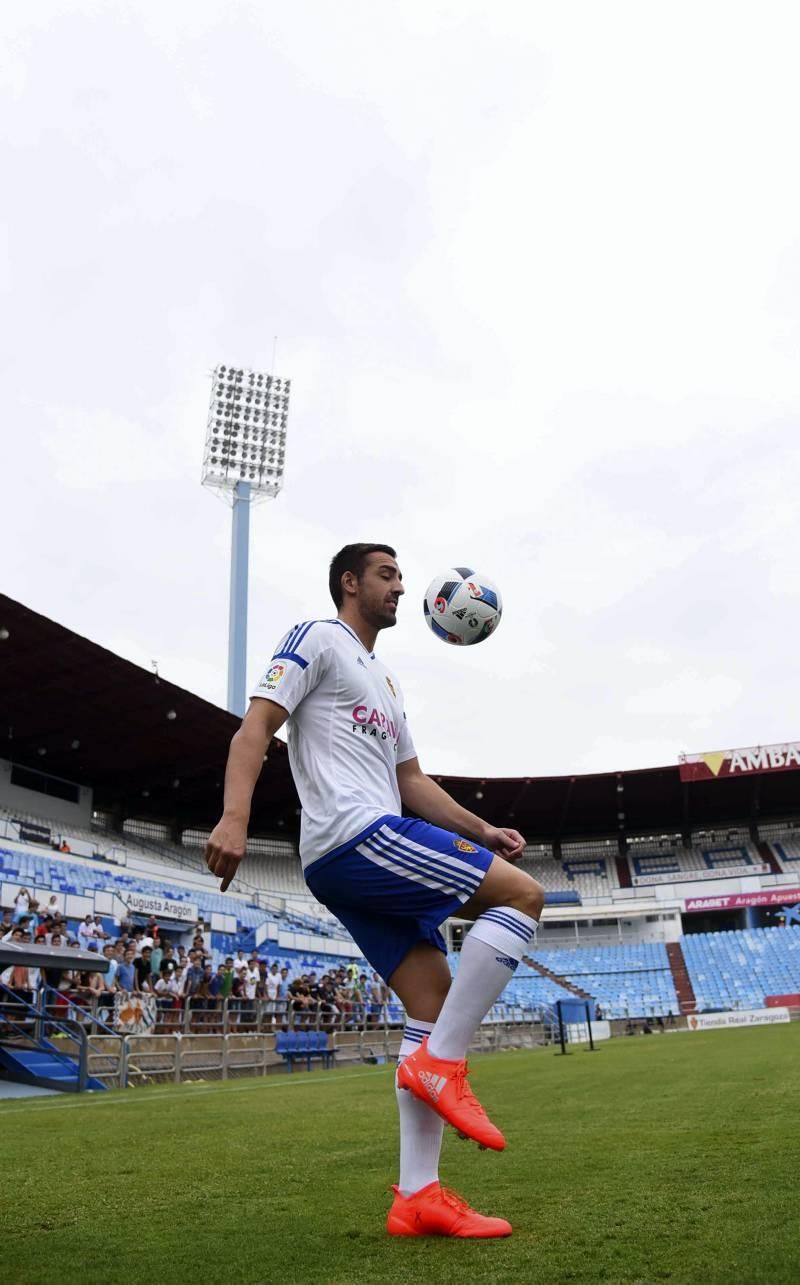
[251,619,417,869]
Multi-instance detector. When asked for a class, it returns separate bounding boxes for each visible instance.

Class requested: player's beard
[361,593,399,631]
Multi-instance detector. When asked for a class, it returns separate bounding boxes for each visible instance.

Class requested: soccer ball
[423,568,502,646]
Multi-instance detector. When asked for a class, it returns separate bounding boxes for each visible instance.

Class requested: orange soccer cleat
[396,1037,505,1151]
[386,1182,512,1238]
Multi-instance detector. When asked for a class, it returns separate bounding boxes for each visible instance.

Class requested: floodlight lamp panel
[204,362,290,496]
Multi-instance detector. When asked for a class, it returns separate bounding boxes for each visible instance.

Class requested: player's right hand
[205,816,247,892]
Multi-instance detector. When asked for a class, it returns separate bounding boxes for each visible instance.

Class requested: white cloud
[2,1,799,782]
[626,673,743,721]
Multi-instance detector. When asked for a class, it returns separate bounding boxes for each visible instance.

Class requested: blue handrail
[0,981,89,1090]
[40,983,119,1038]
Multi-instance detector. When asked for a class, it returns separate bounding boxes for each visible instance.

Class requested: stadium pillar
[227,479,251,718]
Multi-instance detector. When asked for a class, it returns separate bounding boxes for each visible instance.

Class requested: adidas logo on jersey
[418,1070,448,1103]
[357,655,366,668]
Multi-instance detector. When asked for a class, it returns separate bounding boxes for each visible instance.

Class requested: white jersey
[251,619,417,869]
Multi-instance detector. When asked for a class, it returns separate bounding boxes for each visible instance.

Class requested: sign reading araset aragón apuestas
[679,741,800,782]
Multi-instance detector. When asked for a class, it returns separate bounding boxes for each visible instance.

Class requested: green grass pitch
[1,1026,797,1284]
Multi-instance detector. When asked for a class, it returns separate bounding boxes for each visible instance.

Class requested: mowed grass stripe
[1,1026,798,1285]
[0,1063,389,1117]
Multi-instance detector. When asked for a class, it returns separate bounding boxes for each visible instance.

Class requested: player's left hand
[483,826,526,863]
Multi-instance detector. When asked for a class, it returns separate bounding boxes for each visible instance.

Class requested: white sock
[427,907,539,1061]
[396,1018,444,1197]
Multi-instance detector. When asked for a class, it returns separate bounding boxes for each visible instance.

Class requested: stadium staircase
[0,984,107,1093]
[525,956,593,1001]
[0,1043,106,1093]
[614,855,632,888]
[666,942,697,1014]
[756,840,784,876]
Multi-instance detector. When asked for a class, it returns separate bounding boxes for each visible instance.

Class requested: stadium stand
[766,835,800,873]
[0,806,349,944]
[448,953,578,1016]
[681,927,800,1011]
[627,834,762,882]
[520,842,618,901]
[0,838,355,961]
[529,943,679,1019]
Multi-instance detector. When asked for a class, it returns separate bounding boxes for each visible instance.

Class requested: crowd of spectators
[0,892,395,1032]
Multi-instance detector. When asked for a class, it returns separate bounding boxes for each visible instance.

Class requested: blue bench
[275,1030,333,1072]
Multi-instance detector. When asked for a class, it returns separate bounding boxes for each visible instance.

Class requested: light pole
[202,363,291,716]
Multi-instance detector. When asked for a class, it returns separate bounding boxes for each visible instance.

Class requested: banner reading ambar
[679,740,800,782]
[684,888,800,913]
[687,1008,790,1031]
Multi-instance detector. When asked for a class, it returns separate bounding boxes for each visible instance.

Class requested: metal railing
[0,981,92,1091]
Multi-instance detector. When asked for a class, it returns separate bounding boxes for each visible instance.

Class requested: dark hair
[328,543,397,609]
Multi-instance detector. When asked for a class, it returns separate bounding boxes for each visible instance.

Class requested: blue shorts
[304,815,494,983]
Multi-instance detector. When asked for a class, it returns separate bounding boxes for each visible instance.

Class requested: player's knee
[505,875,545,921]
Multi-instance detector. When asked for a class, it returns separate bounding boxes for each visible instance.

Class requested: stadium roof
[1,594,798,845]
[0,594,297,833]
[0,940,110,972]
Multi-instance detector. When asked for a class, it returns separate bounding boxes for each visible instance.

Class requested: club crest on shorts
[454,838,477,853]
[385,675,397,697]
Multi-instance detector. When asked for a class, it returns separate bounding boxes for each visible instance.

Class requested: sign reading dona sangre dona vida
[123,893,198,922]
[679,740,800,782]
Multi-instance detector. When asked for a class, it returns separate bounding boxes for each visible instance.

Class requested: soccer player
[206,543,544,1238]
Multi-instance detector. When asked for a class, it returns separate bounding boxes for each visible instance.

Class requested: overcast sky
[3,2,799,781]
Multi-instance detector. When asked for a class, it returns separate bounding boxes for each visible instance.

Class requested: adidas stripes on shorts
[304,814,494,983]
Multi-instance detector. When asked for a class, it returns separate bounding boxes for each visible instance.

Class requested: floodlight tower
[202,364,290,717]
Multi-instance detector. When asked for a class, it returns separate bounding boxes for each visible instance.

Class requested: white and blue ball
[423,567,502,646]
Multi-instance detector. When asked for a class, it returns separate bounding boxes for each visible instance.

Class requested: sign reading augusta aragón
[679,741,800,782]
[124,892,198,922]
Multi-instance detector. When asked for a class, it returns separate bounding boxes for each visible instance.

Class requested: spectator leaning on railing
[116,948,136,994]
[102,943,118,990]
[182,954,205,999]
[1,955,41,998]
[219,958,235,1000]
[134,946,153,993]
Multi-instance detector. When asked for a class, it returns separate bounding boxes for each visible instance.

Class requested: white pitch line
[0,1066,392,1118]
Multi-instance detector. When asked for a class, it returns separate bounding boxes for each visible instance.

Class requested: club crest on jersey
[261,662,286,688]
[385,675,397,697]
[454,838,477,853]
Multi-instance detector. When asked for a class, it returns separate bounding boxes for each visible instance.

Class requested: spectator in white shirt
[92,915,109,946]
[14,888,31,920]
[244,966,260,1001]
[2,920,29,942]
[265,964,280,1003]
[77,916,94,949]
